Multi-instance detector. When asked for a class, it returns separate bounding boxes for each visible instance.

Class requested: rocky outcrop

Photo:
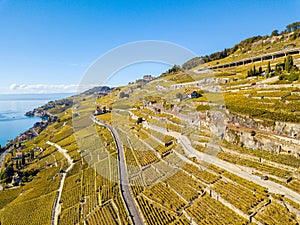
[227,114,300,140]
[225,125,300,157]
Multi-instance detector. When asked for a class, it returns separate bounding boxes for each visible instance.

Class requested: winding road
[90,115,144,225]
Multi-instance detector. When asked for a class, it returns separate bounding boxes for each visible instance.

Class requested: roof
[186,90,197,95]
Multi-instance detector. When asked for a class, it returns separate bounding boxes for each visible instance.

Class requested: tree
[286,22,300,32]
[285,55,294,73]
[167,65,182,74]
[21,155,26,166]
[119,92,129,98]
[247,68,253,77]
[136,117,143,124]
[176,93,183,101]
[271,30,279,36]
[30,150,34,160]
[259,66,263,74]
[119,92,125,99]
[3,164,14,182]
[266,61,271,74]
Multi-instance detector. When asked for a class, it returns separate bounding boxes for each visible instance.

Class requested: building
[16,152,24,159]
[143,75,155,82]
[94,106,108,115]
[12,174,22,185]
[94,106,104,115]
[186,90,200,99]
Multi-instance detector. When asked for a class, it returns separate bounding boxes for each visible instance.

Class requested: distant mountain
[82,86,113,95]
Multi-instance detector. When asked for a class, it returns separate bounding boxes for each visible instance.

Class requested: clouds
[9,83,83,94]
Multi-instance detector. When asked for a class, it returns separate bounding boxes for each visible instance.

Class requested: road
[0,151,7,168]
[143,122,300,206]
[47,141,74,225]
[0,147,13,171]
[90,115,144,225]
[0,148,11,191]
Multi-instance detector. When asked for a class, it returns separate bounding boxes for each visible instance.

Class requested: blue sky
[0,0,299,93]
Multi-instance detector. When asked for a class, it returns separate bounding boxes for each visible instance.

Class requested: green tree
[271,30,278,36]
[168,65,182,74]
[30,150,34,160]
[288,72,299,81]
[3,164,14,182]
[136,117,143,124]
[119,92,125,99]
[21,155,26,165]
[286,22,300,32]
[266,61,271,74]
[285,55,294,73]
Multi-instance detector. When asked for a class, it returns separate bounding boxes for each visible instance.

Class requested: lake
[0,93,73,146]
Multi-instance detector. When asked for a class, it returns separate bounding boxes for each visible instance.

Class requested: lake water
[0,94,73,147]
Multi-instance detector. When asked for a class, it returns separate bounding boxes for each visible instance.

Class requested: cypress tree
[30,150,34,160]
[267,61,271,74]
[285,55,294,73]
[21,155,25,166]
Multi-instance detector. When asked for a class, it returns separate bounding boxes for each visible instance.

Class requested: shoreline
[0,95,74,191]
[0,93,74,148]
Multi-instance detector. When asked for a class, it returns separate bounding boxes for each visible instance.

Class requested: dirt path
[47,141,74,225]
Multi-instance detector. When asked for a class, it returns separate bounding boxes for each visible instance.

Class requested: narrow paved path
[90,115,144,225]
[47,141,74,225]
[143,122,300,206]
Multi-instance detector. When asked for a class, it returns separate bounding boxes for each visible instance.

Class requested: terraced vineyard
[186,193,248,225]
[218,152,293,179]
[211,179,267,214]
[1,192,57,225]
[144,182,186,211]
[254,202,299,225]
[136,195,177,225]
[135,150,159,167]
[222,141,300,168]
[86,202,119,225]
[287,178,300,193]
[165,170,203,202]
[142,166,162,186]
[1,27,300,225]
[183,164,221,184]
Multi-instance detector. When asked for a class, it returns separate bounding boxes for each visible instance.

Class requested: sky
[0,0,299,94]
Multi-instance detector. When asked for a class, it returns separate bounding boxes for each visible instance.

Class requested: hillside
[183,21,300,70]
[1,23,300,225]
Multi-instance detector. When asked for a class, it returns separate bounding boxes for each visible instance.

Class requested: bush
[136,117,143,124]
[288,72,299,82]
[196,105,210,111]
